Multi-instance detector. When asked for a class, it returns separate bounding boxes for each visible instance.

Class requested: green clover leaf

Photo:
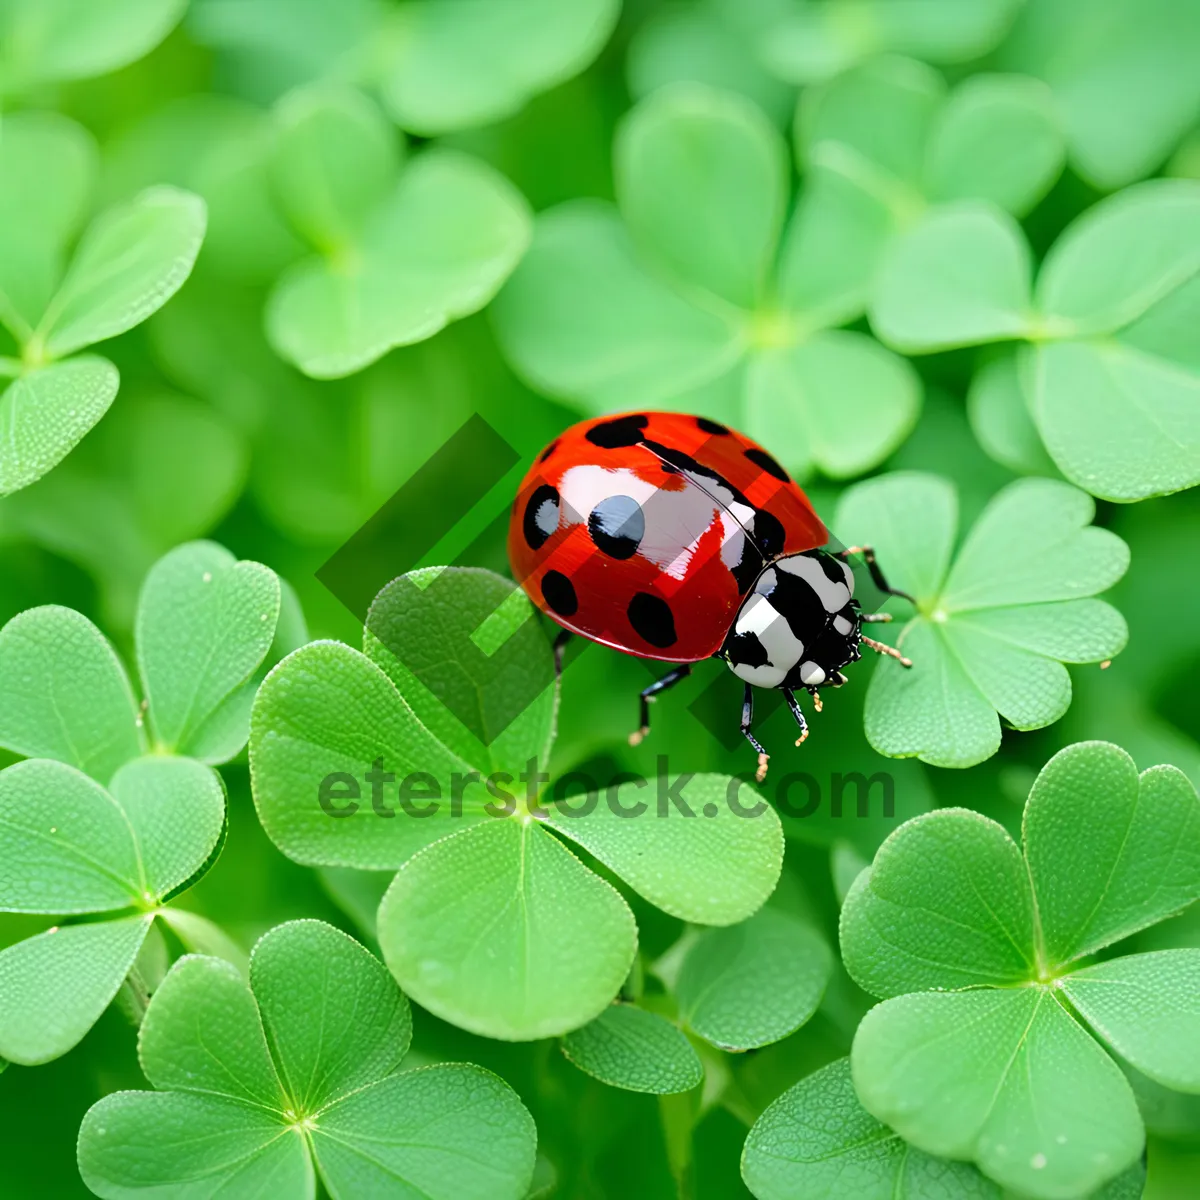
[967,353,1062,478]
[800,56,1065,221]
[558,906,831,1094]
[835,472,1129,768]
[0,0,186,94]
[493,82,921,480]
[0,541,283,776]
[840,740,1200,1198]
[0,111,206,495]
[742,1056,1003,1199]
[741,1056,1147,1200]
[263,84,531,378]
[77,919,538,1199]
[673,907,832,1052]
[760,0,1022,85]
[188,0,619,136]
[999,0,1200,189]
[627,0,796,128]
[250,567,783,1039]
[0,755,226,1064]
[776,56,1064,352]
[871,180,1200,501]
[561,1003,704,1096]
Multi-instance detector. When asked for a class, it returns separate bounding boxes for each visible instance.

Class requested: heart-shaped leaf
[250,641,484,869]
[675,907,832,1050]
[616,83,786,309]
[364,568,556,777]
[999,0,1200,188]
[875,180,1200,502]
[1062,950,1200,1093]
[191,0,619,137]
[378,0,620,135]
[0,0,186,92]
[269,83,401,256]
[839,810,1036,998]
[852,987,1144,1198]
[1023,742,1200,964]
[494,83,920,478]
[0,111,97,330]
[268,147,530,378]
[870,202,1035,352]
[0,358,119,496]
[78,920,538,1199]
[37,186,206,360]
[0,605,142,783]
[836,473,1129,767]
[137,541,280,759]
[762,0,1020,84]
[0,915,152,1065]
[0,757,222,913]
[842,741,1200,1197]
[967,353,1060,477]
[742,1057,1004,1199]
[546,774,783,927]
[925,74,1063,216]
[377,818,637,1040]
[561,1003,703,1094]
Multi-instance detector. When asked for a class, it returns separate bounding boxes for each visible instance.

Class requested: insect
[508,412,913,780]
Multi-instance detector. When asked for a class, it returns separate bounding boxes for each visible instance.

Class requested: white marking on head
[777,555,851,612]
[833,614,853,636]
[736,595,804,664]
[799,661,826,686]
[730,661,788,687]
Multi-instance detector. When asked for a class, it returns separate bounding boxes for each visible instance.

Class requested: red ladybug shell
[509,412,828,662]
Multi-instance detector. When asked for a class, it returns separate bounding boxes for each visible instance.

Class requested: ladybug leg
[629,664,692,746]
[861,634,913,668]
[740,682,771,783]
[782,688,810,746]
[838,545,916,606]
[552,628,572,682]
[860,611,893,623]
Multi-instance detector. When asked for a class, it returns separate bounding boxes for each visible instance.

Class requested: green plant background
[1,1,1199,1197]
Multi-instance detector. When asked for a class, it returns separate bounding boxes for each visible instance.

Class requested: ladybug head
[718,550,861,691]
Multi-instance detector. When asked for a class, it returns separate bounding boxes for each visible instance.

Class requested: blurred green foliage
[0,1,1199,1198]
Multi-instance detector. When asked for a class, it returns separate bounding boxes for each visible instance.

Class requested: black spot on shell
[752,509,785,559]
[538,439,559,463]
[588,494,645,560]
[696,417,729,435]
[586,414,649,449]
[541,570,577,617]
[644,438,753,507]
[745,447,790,482]
[523,484,559,551]
[628,591,677,648]
[731,537,765,595]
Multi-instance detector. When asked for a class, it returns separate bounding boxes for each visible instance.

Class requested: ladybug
[508,412,913,780]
